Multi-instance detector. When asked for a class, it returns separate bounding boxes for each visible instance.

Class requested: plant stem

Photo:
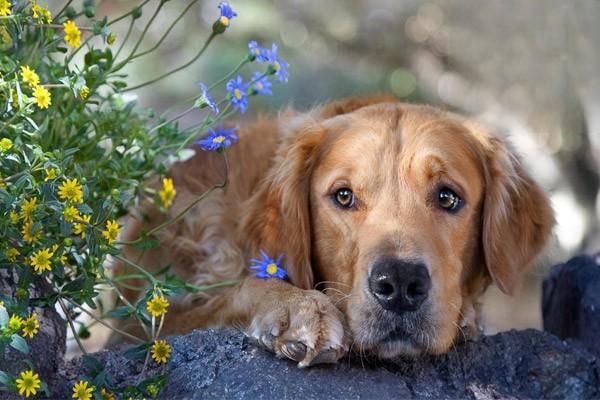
[64,297,145,343]
[114,16,135,60]
[55,0,74,19]
[131,0,200,61]
[208,58,249,91]
[117,153,229,245]
[58,296,88,355]
[148,106,195,134]
[123,32,217,92]
[113,254,158,283]
[108,0,151,26]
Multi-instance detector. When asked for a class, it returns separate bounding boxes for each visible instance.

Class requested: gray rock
[0,273,66,400]
[52,328,600,399]
[543,253,600,355]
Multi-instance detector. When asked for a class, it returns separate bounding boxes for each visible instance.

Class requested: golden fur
[114,95,554,366]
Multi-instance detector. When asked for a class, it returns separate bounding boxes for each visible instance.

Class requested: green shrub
[0,1,287,398]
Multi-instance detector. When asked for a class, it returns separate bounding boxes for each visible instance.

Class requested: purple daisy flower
[226,75,249,113]
[265,43,289,83]
[250,250,287,280]
[196,83,219,114]
[251,72,272,96]
[195,125,238,151]
[248,40,268,62]
[218,2,237,27]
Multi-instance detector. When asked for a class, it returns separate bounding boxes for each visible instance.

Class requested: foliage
[0,0,287,397]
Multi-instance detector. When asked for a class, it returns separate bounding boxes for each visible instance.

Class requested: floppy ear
[240,120,324,290]
[480,136,554,294]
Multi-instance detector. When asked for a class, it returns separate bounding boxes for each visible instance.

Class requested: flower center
[213,136,226,144]
[274,61,281,71]
[266,263,277,275]
[256,83,263,89]
[219,15,230,26]
[234,88,242,100]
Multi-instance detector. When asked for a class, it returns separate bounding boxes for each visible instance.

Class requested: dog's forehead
[322,104,480,162]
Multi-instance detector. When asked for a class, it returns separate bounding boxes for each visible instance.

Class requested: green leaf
[0,306,8,328]
[0,370,12,385]
[108,306,133,320]
[130,237,160,250]
[123,342,150,360]
[9,334,28,354]
[82,355,104,377]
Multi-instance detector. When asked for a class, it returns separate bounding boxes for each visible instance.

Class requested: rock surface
[0,273,66,400]
[543,253,600,355]
[53,328,600,399]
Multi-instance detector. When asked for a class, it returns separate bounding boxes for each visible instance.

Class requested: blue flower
[248,41,267,62]
[218,2,237,27]
[196,83,219,114]
[226,75,248,113]
[195,125,238,151]
[250,250,287,280]
[251,72,272,96]
[265,43,289,83]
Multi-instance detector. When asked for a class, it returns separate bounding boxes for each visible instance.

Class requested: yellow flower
[63,20,81,47]
[158,178,176,208]
[79,86,90,99]
[44,168,57,181]
[15,370,41,398]
[72,380,94,400]
[10,211,19,224]
[151,340,171,364]
[0,25,11,46]
[107,33,116,45]
[30,247,53,274]
[6,247,20,262]
[147,384,159,397]
[20,65,40,88]
[33,85,51,109]
[60,251,67,265]
[20,197,38,221]
[73,214,91,239]
[31,1,52,23]
[63,205,80,222]
[102,219,120,244]
[0,0,11,16]
[22,313,39,338]
[58,178,84,203]
[22,221,42,243]
[146,295,169,317]
[0,137,12,151]
[8,314,23,332]
[101,388,115,400]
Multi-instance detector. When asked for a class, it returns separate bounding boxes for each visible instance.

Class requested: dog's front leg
[188,277,350,367]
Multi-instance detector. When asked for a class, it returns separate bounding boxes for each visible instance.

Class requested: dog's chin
[371,327,426,358]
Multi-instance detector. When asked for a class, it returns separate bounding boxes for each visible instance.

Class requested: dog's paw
[246,289,349,367]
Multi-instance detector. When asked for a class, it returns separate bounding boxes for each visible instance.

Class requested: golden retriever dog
[115,95,554,367]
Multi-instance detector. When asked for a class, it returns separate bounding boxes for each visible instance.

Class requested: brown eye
[334,188,355,208]
[438,187,462,212]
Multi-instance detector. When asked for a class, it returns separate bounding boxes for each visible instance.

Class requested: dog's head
[244,96,554,358]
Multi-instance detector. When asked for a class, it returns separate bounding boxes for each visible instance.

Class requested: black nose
[368,258,431,313]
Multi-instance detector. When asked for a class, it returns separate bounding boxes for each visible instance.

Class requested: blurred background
[53,0,600,351]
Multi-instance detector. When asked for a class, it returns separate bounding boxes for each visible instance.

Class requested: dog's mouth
[371,325,426,357]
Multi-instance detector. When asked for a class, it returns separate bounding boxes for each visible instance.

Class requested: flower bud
[132,6,142,19]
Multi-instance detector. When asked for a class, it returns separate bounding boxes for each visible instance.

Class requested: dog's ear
[478,133,554,294]
[240,121,323,290]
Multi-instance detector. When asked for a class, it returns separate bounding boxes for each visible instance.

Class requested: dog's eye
[438,187,462,212]
[334,188,355,208]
